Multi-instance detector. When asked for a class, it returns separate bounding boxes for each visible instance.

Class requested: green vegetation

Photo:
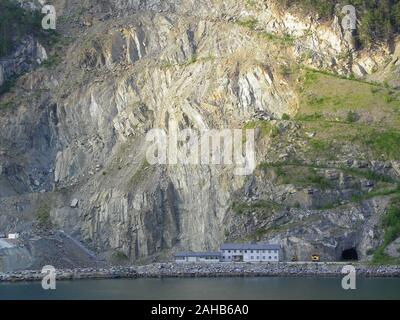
[224,229,230,237]
[111,251,129,264]
[236,18,258,30]
[160,54,215,69]
[0,0,44,57]
[372,194,400,264]
[364,129,400,160]
[0,75,17,96]
[236,17,297,46]
[259,32,296,46]
[259,162,398,206]
[0,1,61,94]
[298,70,400,121]
[41,52,61,69]
[295,69,400,161]
[36,205,52,228]
[260,161,396,184]
[352,186,400,203]
[245,0,258,7]
[185,54,198,66]
[260,163,334,190]
[232,200,281,216]
[280,0,400,47]
[0,96,16,109]
[381,195,400,244]
[346,111,359,123]
[244,120,280,138]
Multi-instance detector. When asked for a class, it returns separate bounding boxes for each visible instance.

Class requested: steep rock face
[0,0,399,265]
[0,36,47,87]
[42,5,302,260]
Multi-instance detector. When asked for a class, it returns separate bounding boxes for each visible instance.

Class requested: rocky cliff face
[1,0,399,266]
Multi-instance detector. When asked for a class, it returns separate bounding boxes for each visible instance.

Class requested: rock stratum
[1,0,400,269]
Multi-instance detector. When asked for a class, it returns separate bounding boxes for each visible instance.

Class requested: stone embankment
[1,263,400,282]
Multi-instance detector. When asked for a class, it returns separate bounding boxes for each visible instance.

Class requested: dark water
[0,277,400,300]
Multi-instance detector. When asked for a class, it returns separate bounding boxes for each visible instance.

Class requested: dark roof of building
[175,252,221,258]
[220,243,280,250]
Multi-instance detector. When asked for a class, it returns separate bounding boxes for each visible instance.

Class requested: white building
[220,243,280,263]
[7,233,19,240]
[175,252,221,263]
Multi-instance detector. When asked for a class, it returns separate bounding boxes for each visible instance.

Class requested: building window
[251,256,254,260]
[228,250,231,253]
[263,256,266,259]
[245,250,247,253]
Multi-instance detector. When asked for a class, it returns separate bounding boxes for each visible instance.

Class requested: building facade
[175,243,281,263]
[220,243,280,262]
[175,252,221,263]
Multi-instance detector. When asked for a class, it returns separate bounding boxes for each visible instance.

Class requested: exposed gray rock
[70,199,79,208]
[385,237,400,258]
[0,0,398,267]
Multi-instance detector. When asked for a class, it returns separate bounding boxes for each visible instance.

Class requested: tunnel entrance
[341,248,359,261]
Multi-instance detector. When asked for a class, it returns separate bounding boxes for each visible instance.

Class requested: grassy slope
[297,70,400,161]
[245,66,400,263]
[296,70,400,263]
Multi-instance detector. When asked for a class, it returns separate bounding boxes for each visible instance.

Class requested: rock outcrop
[0,0,399,267]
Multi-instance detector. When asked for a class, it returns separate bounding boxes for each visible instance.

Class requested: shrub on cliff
[0,0,43,57]
[279,0,400,48]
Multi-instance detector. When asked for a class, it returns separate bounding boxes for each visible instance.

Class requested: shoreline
[1,262,400,283]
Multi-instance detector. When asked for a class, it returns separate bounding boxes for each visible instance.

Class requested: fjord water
[1,277,400,300]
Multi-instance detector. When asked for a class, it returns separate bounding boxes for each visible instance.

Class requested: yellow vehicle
[311,254,321,262]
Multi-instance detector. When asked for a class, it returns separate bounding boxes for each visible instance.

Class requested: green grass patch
[363,129,400,160]
[351,186,400,203]
[244,120,279,138]
[236,18,258,30]
[346,111,359,123]
[259,163,334,190]
[259,32,296,46]
[297,120,400,161]
[297,69,400,126]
